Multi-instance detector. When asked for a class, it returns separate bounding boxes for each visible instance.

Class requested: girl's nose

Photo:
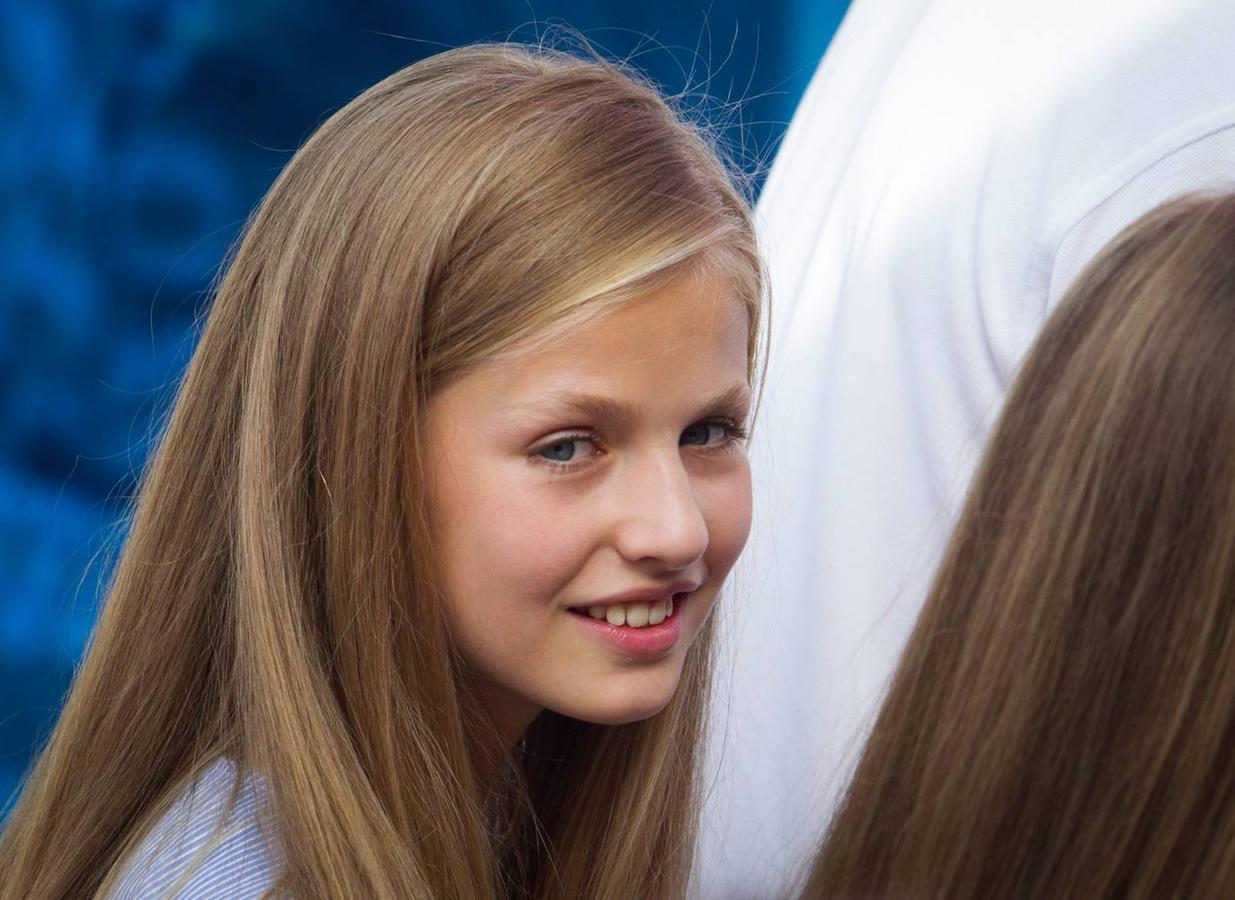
[610,453,709,570]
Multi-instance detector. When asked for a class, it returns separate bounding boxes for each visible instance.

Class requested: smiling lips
[566,583,699,657]
[568,581,698,627]
[585,597,673,627]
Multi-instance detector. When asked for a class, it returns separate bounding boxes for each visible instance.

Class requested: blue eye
[681,423,725,446]
[539,439,581,462]
[532,433,597,468]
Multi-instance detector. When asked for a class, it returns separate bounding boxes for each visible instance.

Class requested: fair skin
[426,265,753,743]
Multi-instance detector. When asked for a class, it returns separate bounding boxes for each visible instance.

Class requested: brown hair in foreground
[0,41,763,900]
[804,192,1235,899]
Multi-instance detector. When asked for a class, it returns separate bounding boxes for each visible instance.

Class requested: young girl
[0,42,764,899]
[804,192,1235,897]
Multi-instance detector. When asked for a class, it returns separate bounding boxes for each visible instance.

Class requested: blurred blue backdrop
[0,0,848,815]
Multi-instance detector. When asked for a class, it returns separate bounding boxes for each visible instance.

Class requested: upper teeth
[587,598,674,628]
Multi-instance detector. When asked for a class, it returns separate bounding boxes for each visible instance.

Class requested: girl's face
[425,266,753,740]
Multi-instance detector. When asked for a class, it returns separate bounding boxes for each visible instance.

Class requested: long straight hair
[0,42,764,900]
[805,193,1235,898]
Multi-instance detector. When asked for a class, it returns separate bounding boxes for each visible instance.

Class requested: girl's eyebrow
[505,384,752,426]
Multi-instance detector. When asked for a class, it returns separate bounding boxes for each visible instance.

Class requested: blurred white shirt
[696,1,1235,896]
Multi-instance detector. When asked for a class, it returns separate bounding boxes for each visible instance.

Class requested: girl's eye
[538,438,585,462]
[532,434,598,467]
[681,421,740,447]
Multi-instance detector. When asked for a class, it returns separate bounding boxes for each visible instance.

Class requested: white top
[108,759,278,899]
[696,1,1235,896]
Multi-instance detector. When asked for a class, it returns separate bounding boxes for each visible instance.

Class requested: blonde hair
[804,194,1235,897]
[0,42,763,899]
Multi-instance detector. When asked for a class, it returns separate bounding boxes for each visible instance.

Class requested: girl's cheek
[471,484,597,592]
[704,467,754,569]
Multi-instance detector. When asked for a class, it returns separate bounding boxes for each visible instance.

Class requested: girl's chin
[546,678,680,726]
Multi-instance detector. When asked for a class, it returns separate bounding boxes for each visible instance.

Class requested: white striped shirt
[109,758,280,899]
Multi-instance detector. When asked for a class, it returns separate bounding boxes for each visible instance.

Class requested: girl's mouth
[571,593,677,628]
[566,591,693,657]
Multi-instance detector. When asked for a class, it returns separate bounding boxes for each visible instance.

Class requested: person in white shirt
[696,2,1235,896]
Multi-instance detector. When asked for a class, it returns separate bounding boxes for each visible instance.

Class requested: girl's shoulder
[108,757,281,899]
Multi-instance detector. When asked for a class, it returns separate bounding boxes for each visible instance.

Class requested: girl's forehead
[432,275,751,421]
[520,268,746,362]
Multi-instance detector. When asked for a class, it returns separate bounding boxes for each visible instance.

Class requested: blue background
[0,0,848,814]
